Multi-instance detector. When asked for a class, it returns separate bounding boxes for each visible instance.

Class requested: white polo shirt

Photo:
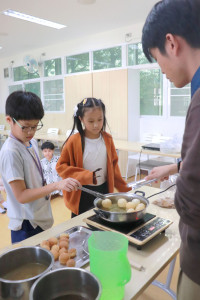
[0,137,53,231]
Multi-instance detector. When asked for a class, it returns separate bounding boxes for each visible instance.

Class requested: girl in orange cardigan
[56,98,131,217]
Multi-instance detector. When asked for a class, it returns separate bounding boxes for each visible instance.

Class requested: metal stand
[152,257,177,300]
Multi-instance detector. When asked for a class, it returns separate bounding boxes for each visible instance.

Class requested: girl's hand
[57,178,81,192]
[144,164,177,182]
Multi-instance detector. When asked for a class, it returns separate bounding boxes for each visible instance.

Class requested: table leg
[151,257,177,300]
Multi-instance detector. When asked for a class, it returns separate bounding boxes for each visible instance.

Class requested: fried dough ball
[127,208,135,213]
[68,248,77,258]
[59,240,69,249]
[59,247,68,255]
[131,199,140,209]
[118,198,127,208]
[41,244,50,251]
[40,240,50,248]
[135,203,146,211]
[102,199,112,209]
[51,249,59,261]
[51,244,59,252]
[59,253,70,265]
[48,237,58,247]
[59,236,69,242]
[126,202,135,210]
[67,259,76,267]
[60,233,69,239]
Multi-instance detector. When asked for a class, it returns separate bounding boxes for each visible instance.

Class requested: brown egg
[48,237,58,247]
[40,240,50,248]
[68,248,77,258]
[51,244,59,252]
[67,259,76,267]
[41,244,50,251]
[59,253,70,265]
[60,233,69,239]
[51,249,59,261]
[59,247,68,255]
[59,240,69,249]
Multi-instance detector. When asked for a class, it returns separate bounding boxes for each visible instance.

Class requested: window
[9,84,23,94]
[13,66,40,81]
[24,82,41,98]
[43,79,64,112]
[170,83,191,116]
[93,46,122,70]
[140,69,163,116]
[44,58,62,77]
[66,53,89,74]
[128,43,150,66]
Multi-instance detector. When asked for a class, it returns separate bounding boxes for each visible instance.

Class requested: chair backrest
[47,128,59,135]
[0,125,5,131]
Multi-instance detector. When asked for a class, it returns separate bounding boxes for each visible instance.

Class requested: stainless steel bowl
[29,267,102,300]
[93,191,149,223]
[0,246,54,300]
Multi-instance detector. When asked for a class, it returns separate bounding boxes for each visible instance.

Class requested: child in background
[0,178,7,214]
[0,91,81,243]
[41,141,63,197]
[56,97,131,217]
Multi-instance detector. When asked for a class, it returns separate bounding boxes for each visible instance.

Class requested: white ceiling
[0,0,157,59]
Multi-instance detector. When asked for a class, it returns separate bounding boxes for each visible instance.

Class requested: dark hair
[142,0,200,62]
[62,97,107,152]
[41,141,55,150]
[6,90,44,120]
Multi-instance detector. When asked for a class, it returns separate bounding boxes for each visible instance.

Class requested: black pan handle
[134,190,145,197]
[93,209,109,219]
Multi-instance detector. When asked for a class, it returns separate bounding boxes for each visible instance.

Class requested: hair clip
[82,98,87,105]
[73,105,78,117]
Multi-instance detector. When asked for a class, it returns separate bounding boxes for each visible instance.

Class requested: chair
[46,128,60,149]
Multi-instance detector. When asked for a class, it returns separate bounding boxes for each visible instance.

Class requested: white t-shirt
[83,135,107,186]
[0,137,53,231]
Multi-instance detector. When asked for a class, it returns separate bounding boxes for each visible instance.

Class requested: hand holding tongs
[128,178,158,190]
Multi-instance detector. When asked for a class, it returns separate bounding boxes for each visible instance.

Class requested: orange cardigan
[56,131,131,215]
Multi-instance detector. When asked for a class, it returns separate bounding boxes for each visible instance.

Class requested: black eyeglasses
[13,118,43,132]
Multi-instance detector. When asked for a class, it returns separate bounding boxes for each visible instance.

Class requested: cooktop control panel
[130,217,172,241]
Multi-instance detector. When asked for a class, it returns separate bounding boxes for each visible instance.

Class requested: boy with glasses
[0,91,81,243]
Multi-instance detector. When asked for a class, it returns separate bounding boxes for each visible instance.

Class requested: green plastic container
[88,231,131,300]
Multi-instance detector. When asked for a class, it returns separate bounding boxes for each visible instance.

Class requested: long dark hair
[62,98,107,152]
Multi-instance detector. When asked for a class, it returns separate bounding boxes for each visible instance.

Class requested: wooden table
[114,139,181,159]
[0,186,180,299]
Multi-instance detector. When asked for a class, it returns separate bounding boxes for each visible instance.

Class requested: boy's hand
[58,178,81,192]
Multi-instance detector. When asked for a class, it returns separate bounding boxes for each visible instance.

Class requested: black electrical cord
[146,183,176,199]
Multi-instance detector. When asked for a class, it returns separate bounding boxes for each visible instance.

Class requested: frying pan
[79,179,156,223]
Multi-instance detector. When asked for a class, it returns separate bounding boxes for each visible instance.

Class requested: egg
[118,198,127,208]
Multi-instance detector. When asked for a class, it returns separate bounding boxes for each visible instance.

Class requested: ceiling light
[2,9,66,29]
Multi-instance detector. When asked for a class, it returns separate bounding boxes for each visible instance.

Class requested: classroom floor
[0,174,179,300]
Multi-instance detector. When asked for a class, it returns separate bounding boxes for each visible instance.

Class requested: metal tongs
[78,186,107,199]
[127,178,158,190]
